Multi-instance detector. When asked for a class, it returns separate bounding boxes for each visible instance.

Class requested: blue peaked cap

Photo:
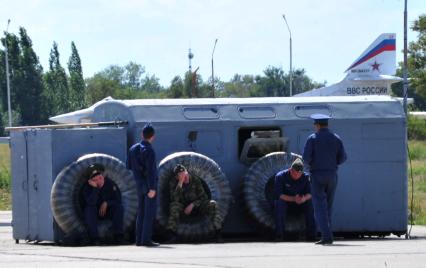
[310,113,331,124]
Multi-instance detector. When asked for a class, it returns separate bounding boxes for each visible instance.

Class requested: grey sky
[1,0,425,86]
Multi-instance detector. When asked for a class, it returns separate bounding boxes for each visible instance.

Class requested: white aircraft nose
[49,108,94,124]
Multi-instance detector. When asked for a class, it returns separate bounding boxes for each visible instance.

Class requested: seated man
[166,164,223,242]
[274,158,316,241]
[82,167,124,245]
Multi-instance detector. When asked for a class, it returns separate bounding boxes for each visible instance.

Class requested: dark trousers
[84,203,124,240]
[274,199,315,238]
[135,192,157,245]
[311,172,337,241]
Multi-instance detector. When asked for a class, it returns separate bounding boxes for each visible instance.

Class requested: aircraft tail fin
[345,33,396,77]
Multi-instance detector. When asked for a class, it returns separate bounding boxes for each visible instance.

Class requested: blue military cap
[310,113,331,125]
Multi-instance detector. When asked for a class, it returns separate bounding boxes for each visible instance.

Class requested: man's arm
[294,175,312,204]
[127,146,144,190]
[126,149,132,170]
[303,136,314,167]
[192,178,208,208]
[275,173,297,202]
[83,184,100,206]
[302,193,312,201]
[170,181,183,203]
[105,181,121,207]
[336,139,347,165]
[144,149,158,192]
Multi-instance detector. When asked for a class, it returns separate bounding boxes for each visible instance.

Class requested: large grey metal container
[10,95,408,242]
[11,128,127,242]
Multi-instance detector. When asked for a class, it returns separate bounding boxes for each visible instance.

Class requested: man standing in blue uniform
[303,114,347,245]
[127,123,159,247]
[274,158,315,241]
[82,167,124,245]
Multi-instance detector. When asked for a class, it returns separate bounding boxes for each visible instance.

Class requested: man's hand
[147,190,156,198]
[280,194,297,203]
[177,176,185,188]
[88,179,98,188]
[99,201,108,217]
[295,195,305,205]
[184,203,194,215]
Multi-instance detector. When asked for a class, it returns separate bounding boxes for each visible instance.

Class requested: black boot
[274,235,284,242]
[87,237,101,246]
[164,230,178,244]
[113,234,125,245]
[215,229,224,243]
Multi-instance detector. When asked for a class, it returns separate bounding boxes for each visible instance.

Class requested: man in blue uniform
[127,123,159,247]
[82,167,124,245]
[303,114,347,245]
[274,158,316,241]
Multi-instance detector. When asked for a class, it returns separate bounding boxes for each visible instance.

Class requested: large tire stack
[242,152,301,230]
[156,152,232,241]
[51,153,138,244]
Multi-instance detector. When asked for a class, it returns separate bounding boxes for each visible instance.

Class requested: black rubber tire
[156,152,231,241]
[51,153,138,240]
[242,152,301,230]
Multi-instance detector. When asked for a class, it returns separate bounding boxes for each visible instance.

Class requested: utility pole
[211,38,218,97]
[282,15,293,96]
[403,0,408,116]
[188,48,193,73]
[188,48,194,98]
[4,19,12,127]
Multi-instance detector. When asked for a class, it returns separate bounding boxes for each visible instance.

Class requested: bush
[408,115,426,140]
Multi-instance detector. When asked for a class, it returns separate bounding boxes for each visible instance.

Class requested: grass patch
[409,140,426,160]
[0,144,10,188]
[0,144,11,210]
[0,144,9,165]
[0,188,11,210]
[408,140,426,225]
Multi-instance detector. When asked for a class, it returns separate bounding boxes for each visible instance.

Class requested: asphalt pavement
[1,211,426,267]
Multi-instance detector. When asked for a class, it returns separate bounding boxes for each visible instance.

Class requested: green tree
[409,15,426,100]
[18,27,45,125]
[100,65,125,84]
[182,71,206,98]
[392,63,426,110]
[0,109,4,136]
[125,62,145,90]
[292,69,325,95]
[0,33,22,115]
[85,74,121,105]
[392,15,426,110]
[68,42,85,110]
[219,67,323,98]
[45,42,70,115]
[142,74,162,93]
[256,66,287,97]
[220,74,259,97]
[167,76,184,98]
